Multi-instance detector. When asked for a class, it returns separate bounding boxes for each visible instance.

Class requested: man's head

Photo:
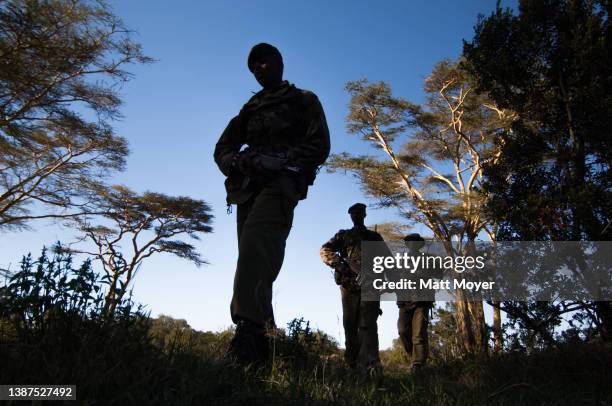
[348,203,367,226]
[403,233,425,252]
[248,43,284,89]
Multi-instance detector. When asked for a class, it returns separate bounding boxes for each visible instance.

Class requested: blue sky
[0,0,514,349]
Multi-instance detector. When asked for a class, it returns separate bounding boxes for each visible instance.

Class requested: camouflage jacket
[394,250,443,308]
[214,81,330,204]
[320,225,384,290]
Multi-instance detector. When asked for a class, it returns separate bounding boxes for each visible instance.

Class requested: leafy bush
[270,317,339,367]
[1,244,143,337]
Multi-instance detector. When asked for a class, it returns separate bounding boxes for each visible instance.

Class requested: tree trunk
[454,293,490,356]
[459,239,489,355]
[595,301,612,342]
[492,302,503,353]
[454,290,477,354]
[103,274,119,318]
[469,299,489,354]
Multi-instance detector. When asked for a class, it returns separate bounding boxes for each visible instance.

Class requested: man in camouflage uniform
[396,233,438,373]
[320,203,383,373]
[214,43,330,364]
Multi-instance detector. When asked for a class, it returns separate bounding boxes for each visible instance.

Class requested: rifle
[335,257,364,288]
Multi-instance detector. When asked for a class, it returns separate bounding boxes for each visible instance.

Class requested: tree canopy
[463,0,611,241]
[67,185,213,315]
[0,0,152,229]
[463,0,612,341]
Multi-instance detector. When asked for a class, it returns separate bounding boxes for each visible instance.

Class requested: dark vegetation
[1,247,610,405]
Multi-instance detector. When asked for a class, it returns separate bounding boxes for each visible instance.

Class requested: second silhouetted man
[320,203,383,375]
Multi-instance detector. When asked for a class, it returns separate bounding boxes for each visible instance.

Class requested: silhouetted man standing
[214,43,330,364]
[397,233,437,373]
[320,203,383,376]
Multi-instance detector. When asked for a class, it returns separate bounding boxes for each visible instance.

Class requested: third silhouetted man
[396,233,439,373]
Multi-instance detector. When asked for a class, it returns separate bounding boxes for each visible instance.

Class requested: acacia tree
[67,185,213,316]
[0,0,152,229]
[329,61,514,354]
[464,0,612,341]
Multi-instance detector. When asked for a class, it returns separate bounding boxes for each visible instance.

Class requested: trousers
[230,175,300,326]
[397,302,431,365]
[341,286,381,368]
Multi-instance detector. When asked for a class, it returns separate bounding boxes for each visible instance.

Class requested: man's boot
[226,319,269,365]
[357,361,383,385]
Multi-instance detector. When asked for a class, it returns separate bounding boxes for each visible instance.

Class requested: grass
[1,312,610,405]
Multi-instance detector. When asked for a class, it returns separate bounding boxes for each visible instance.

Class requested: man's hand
[334,269,343,285]
[334,260,351,276]
[334,261,361,290]
[235,150,263,175]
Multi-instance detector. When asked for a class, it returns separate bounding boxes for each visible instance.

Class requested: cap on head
[403,233,425,249]
[403,233,425,242]
[348,203,367,214]
[248,43,283,72]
